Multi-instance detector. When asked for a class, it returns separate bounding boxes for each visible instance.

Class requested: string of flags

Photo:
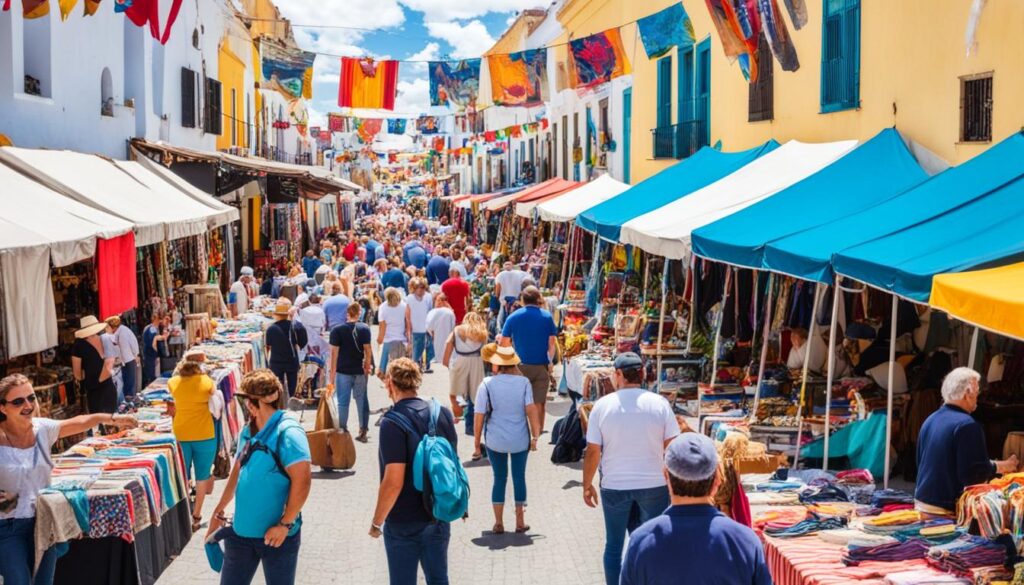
[5,0,185,44]
[326,111,550,148]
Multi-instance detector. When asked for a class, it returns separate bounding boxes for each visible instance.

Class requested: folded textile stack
[841,538,931,566]
[763,512,848,538]
[818,528,895,547]
[862,510,925,535]
[754,508,808,531]
[957,484,1007,539]
[925,535,1007,577]
[871,489,915,508]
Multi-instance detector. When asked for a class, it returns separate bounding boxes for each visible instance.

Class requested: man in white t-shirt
[494,262,528,328]
[582,352,680,585]
[228,266,256,317]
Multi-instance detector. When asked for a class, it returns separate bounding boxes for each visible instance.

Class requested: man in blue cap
[620,432,771,585]
[582,352,680,585]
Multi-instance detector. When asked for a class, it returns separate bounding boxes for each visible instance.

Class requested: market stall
[930,263,1024,342]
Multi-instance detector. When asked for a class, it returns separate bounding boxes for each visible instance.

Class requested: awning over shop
[125,155,240,228]
[691,129,929,270]
[576,140,779,242]
[762,131,1024,286]
[930,263,1024,341]
[515,182,584,218]
[535,174,630,223]
[0,163,134,357]
[0,147,225,246]
[483,178,579,212]
[456,187,524,209]
[619,139,858,259]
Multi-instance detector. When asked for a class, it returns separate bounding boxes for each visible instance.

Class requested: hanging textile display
[567,28,632,90]
[328,113,345,132]
[488,49,548,107]
[21,0,48,18]
[354,118,383,144]
[262,39,317,99]
[387,118,407,134]
[432,137,446,152]
[116,0,184,45]
[58,0,78,20]
[83,0,101,15]
[637,3,697,59]
[783,0,808,29]
[759,0,800,71]
[704,0,757,80]
[428,59,481,110]
[97,232,138,319]
[287,99,309,137]
[338,57,399,110]
[416,116,440,135]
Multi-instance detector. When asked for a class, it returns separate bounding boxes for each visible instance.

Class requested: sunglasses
[1,394,37,407]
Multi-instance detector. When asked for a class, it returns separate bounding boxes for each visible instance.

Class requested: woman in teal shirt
[207,370,312,585]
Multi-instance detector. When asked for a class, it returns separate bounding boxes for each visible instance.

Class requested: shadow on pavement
[471,532,543,550]
[562,480,583,490]
[312,470,357,480]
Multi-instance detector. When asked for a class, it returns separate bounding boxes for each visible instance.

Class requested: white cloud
[395,78,432,114]
[424,20,495,59]
[274,0,406,33]
[408,42,441,63]
[398,0,545,23]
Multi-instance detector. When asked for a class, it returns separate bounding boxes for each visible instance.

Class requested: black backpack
[551,393,586,464]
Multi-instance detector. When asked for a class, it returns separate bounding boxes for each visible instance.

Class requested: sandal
[492,524,505,535]
[471,452,482,461]
[515,525,530,534]
[191,515,203,532]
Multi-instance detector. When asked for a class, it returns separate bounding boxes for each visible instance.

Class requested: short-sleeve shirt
[407,246,427,269]
[71,338,108,390]
[322,295,352,330]
[405,293,432,333]
[378,398,458,524]
[378,302,409,343]
[585,388,680,490]
[265,319,308,370]
[168,374,216,441]
[426,256,451,285]
[475,375,534,454]
[380,269,408,292]
[0,418,61,519]
[495,270,527,299]
[229,281,250,313]
[620,505,771,585]
[440,278,471,325]
[329,321,372,375]
[234,411,311,538]
[501,306,557,365]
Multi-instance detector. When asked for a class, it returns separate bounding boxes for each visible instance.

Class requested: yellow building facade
[624,0,1024,182]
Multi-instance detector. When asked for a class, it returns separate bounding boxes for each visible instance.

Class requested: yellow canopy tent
[930,262,1024,341]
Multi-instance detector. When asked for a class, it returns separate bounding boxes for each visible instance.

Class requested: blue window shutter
[657,56,672,127]
[821,0,860,112]
[678,47,694,122]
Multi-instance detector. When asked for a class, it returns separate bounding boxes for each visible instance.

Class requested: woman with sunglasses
[207,370,311,585]
[0,373,138,585]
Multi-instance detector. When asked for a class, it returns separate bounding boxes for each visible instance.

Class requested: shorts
[180,437,218,482]
[449,356,485,402]
[518,363,551,406]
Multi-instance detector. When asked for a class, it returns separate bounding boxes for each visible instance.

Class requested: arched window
[100,67,113,116]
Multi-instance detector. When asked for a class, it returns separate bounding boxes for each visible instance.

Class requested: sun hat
[665,432,719,482]
[481,343,521,367]
[75,315,108,339]
[268,299,292,318]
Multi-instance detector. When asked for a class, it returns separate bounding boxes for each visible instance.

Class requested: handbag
[212,451,231,480]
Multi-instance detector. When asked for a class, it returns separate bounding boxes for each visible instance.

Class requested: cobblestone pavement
[157,356,607,585]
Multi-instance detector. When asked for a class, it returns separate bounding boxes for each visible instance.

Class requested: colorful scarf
[338,57,399,110]
[637,3,696,59]
[567,28,631,90]
[759,0,800,72]
[428,59,480,111]
[488,48,548,106]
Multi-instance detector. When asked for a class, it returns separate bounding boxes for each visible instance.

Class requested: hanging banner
[288,99,308,137]
[354,118,383,144]
[115,0,184,45]
[339,57,399,110]
[328,113,345,132]
[637,3,696,59]
[416,116,440,135]
[567,28,632,90]
[488,48,548,107]
[428,59,481,111]
[387,118,407,134]
[262,39,317,99]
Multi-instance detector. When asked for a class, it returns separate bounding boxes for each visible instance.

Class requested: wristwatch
[278,520,296,529]
[371,522,383,531]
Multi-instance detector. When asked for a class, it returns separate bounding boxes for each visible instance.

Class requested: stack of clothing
[925,535,1007,577]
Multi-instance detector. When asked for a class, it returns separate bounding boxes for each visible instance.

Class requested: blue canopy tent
[690,129,929,272]
[575,141,778,242]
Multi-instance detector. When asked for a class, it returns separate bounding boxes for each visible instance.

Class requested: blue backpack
[385,398,470,522]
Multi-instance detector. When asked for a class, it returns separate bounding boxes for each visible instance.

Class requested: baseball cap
[240,266,254,277]
[665,433,718,482]
[613,352,643,371]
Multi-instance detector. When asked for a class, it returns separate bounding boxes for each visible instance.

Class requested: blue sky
[273,0,550,125]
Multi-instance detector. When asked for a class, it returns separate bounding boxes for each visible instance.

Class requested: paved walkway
[157,357,607,585]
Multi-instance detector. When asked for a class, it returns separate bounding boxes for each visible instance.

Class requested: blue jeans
[486,448,528,505]
[383,521,450,585]
[464,398,474,436]
[121,361,137,398]
[411,333,433,370]
[496,296,517,330]
[379,341,406,375]
[220,530,300,585]
[599,486,669,585]
[0,518,62,585]
[335,373,369,432]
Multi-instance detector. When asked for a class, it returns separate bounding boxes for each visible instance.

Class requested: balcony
[651,119,708,160]
[258,146,313,166]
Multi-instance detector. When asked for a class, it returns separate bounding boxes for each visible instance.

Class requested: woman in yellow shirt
[169,360,217,531]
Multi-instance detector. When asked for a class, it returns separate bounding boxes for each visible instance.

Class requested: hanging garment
[567,28,632,89]
[783,0,808,29]
[338,57,399,110]
[703,0,756,79]
[428,59,480,110]
[636,3,697,59]
[387,118,406,134]
[488,49,548,106]
[758,0,800,71]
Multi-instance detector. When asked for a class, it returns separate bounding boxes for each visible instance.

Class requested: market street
[157,357,608,585]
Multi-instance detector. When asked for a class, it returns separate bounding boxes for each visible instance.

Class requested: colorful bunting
[328,113,345,132]
[83,0,101,15]
[58,0,78,20]
[114,0,182,44]
[567,28,632,90]
[339,57,399,110]
[416,116,440,135]
[637,3,696,59]
[387,118,407,134]
[22,0,49,18]
[428,59,481,111]
[354,118,383,144]
[488,48,548,107]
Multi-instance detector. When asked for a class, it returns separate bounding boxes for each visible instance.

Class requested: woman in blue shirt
[207,370,312,585]
[473,344,541,535]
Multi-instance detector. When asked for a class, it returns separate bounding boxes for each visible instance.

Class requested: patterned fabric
[428,59,480,110]
[354,118,383,144]
[338,57,399,110]
[416,116,440,135]
[637,3,697,59]
[83,0,102,16]
[488,49,548,106]
[567,28,631,90]
[704,0,758,80]
[387,118,407,134]
[759,0,800,72]
[328,113,346,133]
[262,40,317,99]
[23,0,49,17]
[87,492,135,541]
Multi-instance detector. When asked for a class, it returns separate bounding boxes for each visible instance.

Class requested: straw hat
[267,299,293,318]
[75,315,107,339]
[482,343,520,367]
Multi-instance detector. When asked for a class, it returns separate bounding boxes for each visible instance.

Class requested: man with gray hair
[620,433,771,585]
[915,367,1018,515]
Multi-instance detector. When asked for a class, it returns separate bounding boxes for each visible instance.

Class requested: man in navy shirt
[915,367,1017,514]
[380,260,409,293]
[426,248,451,286]
[500,286,557,431]
[620,433,771,585]
[264,299,308,397]
[301,249,321,278]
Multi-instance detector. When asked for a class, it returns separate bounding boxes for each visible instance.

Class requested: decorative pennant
[567,28,632,90]
[509,125,522,138]
[541,118,549,130]
[328,113,345,132]
[339,57,399,110]
[387,118,407,134]
[488,48,548,107]
[637,3,696,59]
[354,118,383,144]
[416,116,440,135]
[58,0,78,20]
[2,0,9,12]
[432,136,446,152]
[484,130,496,142]
[116,0,183,44]
[22,0,49,18]
[428,59,481,111]
[83,0,101,15]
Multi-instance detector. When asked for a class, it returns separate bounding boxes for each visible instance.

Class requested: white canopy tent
[619,140,858,258]
[0,163,133,357]
[535,174,630,223]
[124,154,240,228]
[0,148,225,246]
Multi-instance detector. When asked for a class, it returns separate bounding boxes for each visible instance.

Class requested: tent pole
[703,266,733,425]
[641,252,651,308]
[823,277,841,471]
[656,259,670,394]
[884,298,898,489]
[559,223,575,305]
[684,254,696,354]
[968,326,979,369]
[751,273,774,423]
[792,282,823,471]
